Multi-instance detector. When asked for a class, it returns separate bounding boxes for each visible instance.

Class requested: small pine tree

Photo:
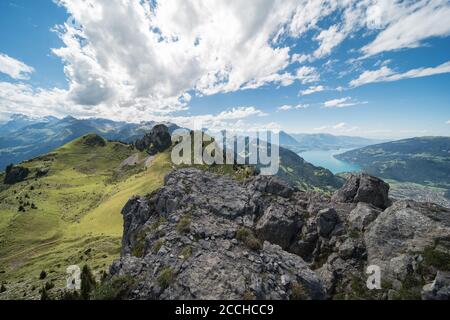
[80,265,97,300]
[40,286,50,300]
[39,270,47,280]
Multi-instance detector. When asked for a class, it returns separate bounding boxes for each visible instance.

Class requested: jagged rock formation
[4,164,29,184]
[331,172,390,209]
[105,168,450,300]
[135,124,172,155]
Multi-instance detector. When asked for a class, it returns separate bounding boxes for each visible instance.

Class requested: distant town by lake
[298,149,361,174]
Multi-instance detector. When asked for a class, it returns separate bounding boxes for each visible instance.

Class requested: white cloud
[278,105,292,111]
[0,53,34,80]
[1,0,449,122]
[361,1,450,57]
[350,61,450,87]
[446,120,450,125]
[50,0,311,114]
[323,97,367,108]
[166,107,276,132]
[300,85,325,95]
[215,107,268,120]
[278,104,308,111]
[333,122,347,130]
[314,122,359,133]
[313,25,346,59]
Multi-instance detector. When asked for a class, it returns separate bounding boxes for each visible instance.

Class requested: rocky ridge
[105,170,450,300]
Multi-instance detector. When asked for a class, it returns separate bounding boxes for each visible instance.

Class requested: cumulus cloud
[350,61,450,87]
[1,0,449,121]
[0,53,34,80]
[323,97,367,108]
[446,120,450,125]
[50,0,316,115]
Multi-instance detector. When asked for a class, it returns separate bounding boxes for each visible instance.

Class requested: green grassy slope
[0,134,172,299]
[336,137,450,188]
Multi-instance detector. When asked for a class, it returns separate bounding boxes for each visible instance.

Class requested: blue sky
[0,0,449,139]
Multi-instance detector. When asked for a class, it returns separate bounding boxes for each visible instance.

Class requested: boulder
[332,173,390,209]
[422,271,450,300]
[246,175,294,198]
[255,200,302,249]
[347,202,382,231]
[317,208,340,238]
[36,167,50,178]
[4,165,29,184]
[365,200,450,287]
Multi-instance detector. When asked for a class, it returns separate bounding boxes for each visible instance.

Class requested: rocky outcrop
[332,173,390,209]
[364,200,450,298]
[422,271,450,300]
[81,133,106,147]
[135,124,172,155]
[105,169,450,300]
[4,164,29,184]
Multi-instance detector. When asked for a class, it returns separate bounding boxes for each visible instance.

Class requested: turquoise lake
[298,149,361,174]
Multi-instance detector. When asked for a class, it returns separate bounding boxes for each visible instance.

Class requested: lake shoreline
[298,148,361,174]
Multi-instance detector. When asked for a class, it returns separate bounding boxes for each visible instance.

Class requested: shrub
[236,228,262,251]
[39,270,47,280]
[80,265,97,300]
[60,290,80,300]
[180,246,192,259]
[157,268,174,289]
[176,215,191,234]
[132,240,145,258]
[243,290,255,300]
[40,286,50,300]
[423,245,450,271]
[45,281,55,291]
[290,281,307,300]
[91,276,135,300]
[153,239,164,254]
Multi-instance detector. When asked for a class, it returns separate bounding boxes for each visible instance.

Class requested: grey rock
[255,199,302,249]
[317,208,340,238]
[347,202,381,231]
[422,271,450,300]
[135,124,172,153]
[4,165,29,184]
[247,175,295,198]
[332,173,390,209]
[365,200,450,280]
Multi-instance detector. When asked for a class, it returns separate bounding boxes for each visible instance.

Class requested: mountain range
[280,132,383,152]
[0,114,179,171]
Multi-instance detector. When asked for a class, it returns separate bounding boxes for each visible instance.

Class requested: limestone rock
[332,173,390,209]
